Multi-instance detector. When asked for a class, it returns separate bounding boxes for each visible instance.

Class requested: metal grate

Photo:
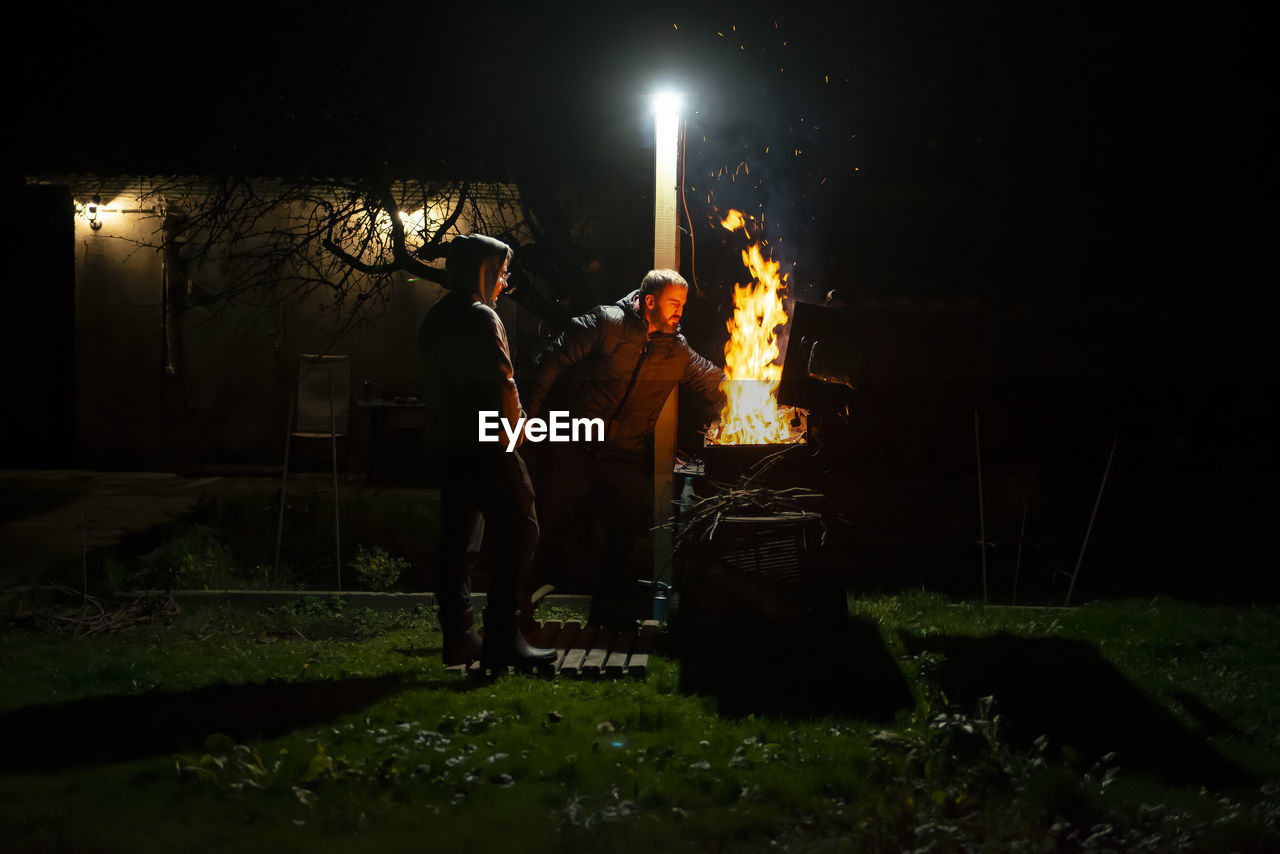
[710,513,823,580]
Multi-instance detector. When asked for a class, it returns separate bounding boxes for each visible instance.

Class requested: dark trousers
[436,449,539,621]
[528,444,652,609]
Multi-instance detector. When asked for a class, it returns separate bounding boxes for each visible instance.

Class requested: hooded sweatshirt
[417,234,523,451]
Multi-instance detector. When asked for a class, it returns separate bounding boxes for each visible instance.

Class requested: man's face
[645,284,686,334]
[480,257,510,306]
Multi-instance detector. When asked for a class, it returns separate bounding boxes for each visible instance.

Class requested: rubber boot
[440,606,483,666]
[480,609,557,670]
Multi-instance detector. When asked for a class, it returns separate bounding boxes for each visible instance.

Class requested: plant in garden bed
[94,488,445,595]
[182,488,440,592]
[349,545,410,591]
[135,523,242,590]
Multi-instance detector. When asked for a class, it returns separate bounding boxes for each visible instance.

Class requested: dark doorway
[1,181,76,467]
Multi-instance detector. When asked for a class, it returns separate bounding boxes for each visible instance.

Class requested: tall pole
[653,95,681,270]
[652,93,682,589]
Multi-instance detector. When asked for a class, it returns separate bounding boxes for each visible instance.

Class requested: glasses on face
[498,268,511,284]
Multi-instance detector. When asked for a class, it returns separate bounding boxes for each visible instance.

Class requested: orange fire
[706,209,806,445]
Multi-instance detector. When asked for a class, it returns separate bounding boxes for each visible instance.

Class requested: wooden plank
[560,625,598,677]
[581,629,617,678]
[626,620,661,679]
[552,621,582,673]
[604,632,635,677]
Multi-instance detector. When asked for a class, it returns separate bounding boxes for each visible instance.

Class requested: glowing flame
[720,209,746,231]
[707,209,805,445]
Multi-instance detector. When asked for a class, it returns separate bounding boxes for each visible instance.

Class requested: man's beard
[645,310,679,334]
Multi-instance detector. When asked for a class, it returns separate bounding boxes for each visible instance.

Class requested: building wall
[66,178,537,470]
[74,195,168,466]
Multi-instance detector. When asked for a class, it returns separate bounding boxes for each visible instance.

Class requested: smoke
[683,83,859,318]
[686,108,838,370]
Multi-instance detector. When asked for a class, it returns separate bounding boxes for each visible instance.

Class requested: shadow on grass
[676,571,915,721]
[0,672,484,775]
[899,632,1256,789]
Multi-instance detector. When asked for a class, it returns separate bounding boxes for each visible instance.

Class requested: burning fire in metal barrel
[706,208,807,448]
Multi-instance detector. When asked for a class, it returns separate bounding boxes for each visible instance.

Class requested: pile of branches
[2,585,178,637]
[665,445,824,562]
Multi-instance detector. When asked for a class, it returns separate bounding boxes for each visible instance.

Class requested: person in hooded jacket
[521,269,724,627]
[417,234,556,669]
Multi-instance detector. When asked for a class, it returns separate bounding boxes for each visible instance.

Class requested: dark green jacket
[524,289,724,459]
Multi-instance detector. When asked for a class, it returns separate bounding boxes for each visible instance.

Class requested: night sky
[8,1,1275,598]
[13,2,1268,300]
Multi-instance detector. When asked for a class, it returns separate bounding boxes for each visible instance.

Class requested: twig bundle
[3,585,179,636]
[663,445,823,560]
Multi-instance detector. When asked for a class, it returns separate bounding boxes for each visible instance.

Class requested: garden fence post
[975,410,988,605]
[1066,437,1117,607]
[1014,499,1027,606]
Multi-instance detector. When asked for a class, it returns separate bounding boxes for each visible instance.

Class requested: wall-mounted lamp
[73,194,156,230]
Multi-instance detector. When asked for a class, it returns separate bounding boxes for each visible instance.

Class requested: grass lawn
[1,591,1278,852]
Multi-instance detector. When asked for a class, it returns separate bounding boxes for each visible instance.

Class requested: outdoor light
[87,196,102,230]
[652,89,683,115]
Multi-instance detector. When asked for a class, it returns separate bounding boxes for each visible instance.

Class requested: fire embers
[706,209,806,446]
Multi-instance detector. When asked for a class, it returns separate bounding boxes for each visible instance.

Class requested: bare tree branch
[52,170,577,347]
[424,180,469,253]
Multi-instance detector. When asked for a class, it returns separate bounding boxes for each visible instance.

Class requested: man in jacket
[417,234,556,669]
[522,269,724,627]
